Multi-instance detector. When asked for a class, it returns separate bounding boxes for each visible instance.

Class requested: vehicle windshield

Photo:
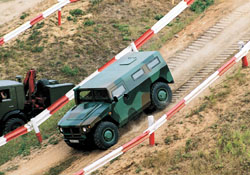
[78,89,111,103]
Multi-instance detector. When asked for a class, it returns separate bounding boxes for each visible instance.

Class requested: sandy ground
[0,0,45,26]
[0,0,250,175]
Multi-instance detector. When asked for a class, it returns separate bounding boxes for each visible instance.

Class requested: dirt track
[0,0,250,174]
[0,0,44,26]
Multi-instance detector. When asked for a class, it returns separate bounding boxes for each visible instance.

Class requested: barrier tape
[75,41,250,175]
[0,0,79,46]
[0,0,194,147]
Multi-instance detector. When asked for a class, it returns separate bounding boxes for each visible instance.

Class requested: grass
[0,0,216,171]
[190,0,214,13]
[0,0,215,85]
[90,0,103,5]
[61,65,79,76]
[128,67,250,175]
[70,9,85,16]
[83,20,95,26]
[20,13,29,20]
[0,100,75,166]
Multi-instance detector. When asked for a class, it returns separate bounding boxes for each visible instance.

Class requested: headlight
[82,127,87,132]
[59,127,63,133]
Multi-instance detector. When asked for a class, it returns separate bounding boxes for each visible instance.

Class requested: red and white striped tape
[0,0,78,46]
[0,0,194,147]
[75,41,250,175]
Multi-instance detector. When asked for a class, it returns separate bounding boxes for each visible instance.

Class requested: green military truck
[0,70,74,135]
[58,51,174,149]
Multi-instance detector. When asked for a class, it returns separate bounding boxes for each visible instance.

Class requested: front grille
[62,127,82,139]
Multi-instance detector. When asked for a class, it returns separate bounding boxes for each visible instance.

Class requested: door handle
[9,105,14,108]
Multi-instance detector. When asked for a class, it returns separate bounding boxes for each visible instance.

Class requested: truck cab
[58,51,174,149]
[0,80,26,135]
[0,71,74,135]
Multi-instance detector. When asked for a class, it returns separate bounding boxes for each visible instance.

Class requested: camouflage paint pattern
[58,51,174,142]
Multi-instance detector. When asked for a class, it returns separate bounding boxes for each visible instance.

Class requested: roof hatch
[119,57,136,65]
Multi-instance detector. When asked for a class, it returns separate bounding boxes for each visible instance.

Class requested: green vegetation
[112,23,131,41]
[154,14,164,21]
[83,19,95,26]
[186,69,246,118]
[190,0,214,13]
[31,46,44,53]
[164,136,172,145]
[133,67,250,175]
[69,9,85,16]
[61,65,79,76]
[0,0,216,170]
[0,101,74,166]
[20,13,29,20]
[67,16,73,21]
[90,0,102,5]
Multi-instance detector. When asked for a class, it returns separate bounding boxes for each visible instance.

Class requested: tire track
[167,3,250,101]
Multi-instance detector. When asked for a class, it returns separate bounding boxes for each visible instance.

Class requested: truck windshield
[78,89,110,102]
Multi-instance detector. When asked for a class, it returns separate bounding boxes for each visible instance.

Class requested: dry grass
[0,0,198,84]
[125,67,250,175]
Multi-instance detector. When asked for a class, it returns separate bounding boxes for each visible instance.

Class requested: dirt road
[0,0,45,26]
[0,0,249,174]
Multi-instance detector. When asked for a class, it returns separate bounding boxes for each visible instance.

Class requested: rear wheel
[151,82,172,110]
[4,118,25,134]
[94,121,119,150]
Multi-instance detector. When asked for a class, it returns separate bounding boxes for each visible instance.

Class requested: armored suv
[58,51,174,149]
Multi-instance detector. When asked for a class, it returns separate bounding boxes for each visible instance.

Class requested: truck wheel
[151,82,172,110]
[4,118,25,134]
[94,121,119,150]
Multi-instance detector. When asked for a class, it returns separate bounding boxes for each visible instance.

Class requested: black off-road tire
[151,82,172,110]
[4,118,25,134]
[94,121,119,150]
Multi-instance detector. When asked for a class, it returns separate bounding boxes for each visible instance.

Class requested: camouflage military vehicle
[0,69,74,135]
[58,51,174,149]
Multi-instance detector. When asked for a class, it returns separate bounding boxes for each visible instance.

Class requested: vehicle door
[0,87,17,117]
[111,82,134,126]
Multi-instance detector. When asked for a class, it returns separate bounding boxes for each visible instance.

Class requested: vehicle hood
[58,102,109,127]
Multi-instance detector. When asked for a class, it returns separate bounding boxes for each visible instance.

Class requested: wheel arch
[2,110,27,124]
[94,115,119,129]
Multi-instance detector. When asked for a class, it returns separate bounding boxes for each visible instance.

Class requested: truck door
[111,82,129,126]
[111,82,139,126]
[0,88,17,117]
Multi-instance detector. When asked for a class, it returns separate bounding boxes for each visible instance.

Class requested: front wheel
[3,118,25,134]
[94,121,119,150]
[151,82,172,110]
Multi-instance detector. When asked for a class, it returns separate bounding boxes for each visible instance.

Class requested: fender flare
[2,110,27,124]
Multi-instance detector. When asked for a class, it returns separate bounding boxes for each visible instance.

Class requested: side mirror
[16,75,23,83]
[113,96,118,102]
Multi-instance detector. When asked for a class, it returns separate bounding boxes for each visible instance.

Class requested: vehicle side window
[147,56,160,70]
[132,68,144,81]
[112,85,126,98]
[79,90,92,101]
[0,89,10,101]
